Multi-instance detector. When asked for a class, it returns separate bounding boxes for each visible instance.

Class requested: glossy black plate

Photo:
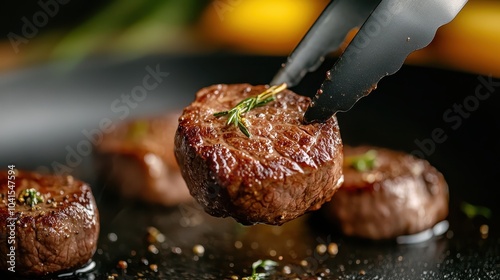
[1,54,499,279]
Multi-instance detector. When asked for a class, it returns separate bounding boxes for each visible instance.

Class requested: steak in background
[93,112,192,206]
[175,84,344,225]
[0,170,99,276]
[323,145,449,240]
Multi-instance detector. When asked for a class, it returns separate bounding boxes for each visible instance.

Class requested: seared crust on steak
[94,112,192,206]
[324,145,449,240]
[175,84,344,225]
[0,170,99,276]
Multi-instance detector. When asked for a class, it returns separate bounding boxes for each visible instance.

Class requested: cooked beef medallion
[175,84,344,225]
[94,112,192,206]
[324,145,449,240]
[0,170,99,276]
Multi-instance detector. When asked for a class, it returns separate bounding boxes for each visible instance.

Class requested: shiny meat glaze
[0,170,99,276]
[325,145,449,240]
[175,84,344,225]
[94,113,192,206]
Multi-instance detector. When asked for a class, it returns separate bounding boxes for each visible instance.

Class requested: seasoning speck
[146,226,165,243]
[193,244,205,256]
[149,264,158,272]
[327,243,338,255]
[480,224,489,238]
[234,241,243,249]
[359,269,366,275]
[117,260,128,269]
[316,244,327,255]
[148,244,159,254]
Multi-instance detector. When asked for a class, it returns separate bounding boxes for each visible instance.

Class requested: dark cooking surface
[0,54,499,279]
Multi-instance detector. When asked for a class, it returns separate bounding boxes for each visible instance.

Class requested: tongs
[271,0,468,123]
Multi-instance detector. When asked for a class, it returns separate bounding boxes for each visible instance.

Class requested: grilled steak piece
[93,112,192,206]
[175,84,344,225]
[323,145,449,240]
[0,170,99,276]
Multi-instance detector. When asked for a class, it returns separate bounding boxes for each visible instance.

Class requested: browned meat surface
[324,145,449,240]
[175,84,344,225]
[93,112,192,206]
[0,170,99,276]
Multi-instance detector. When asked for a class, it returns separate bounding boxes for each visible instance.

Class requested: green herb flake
[242,259,278,280]
[344,149,377,172]
[461,201,492,219]
[18,188,44,207]
[127,120,149,140]
[214,83,287,138]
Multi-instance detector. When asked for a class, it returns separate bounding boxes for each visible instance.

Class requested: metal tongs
[271,0,468,123]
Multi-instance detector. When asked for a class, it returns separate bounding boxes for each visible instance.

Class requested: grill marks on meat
[0,170,99,276]
[324,145,449,240]
[93,112,192,206]
[175,84,344,225]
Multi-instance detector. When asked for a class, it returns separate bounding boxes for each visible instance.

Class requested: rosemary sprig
[214,83,287,137]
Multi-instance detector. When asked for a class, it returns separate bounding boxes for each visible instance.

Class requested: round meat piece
[323,145,449,240]
[0,170,99,276]
[175,84,344,225]
[93,112,192,206]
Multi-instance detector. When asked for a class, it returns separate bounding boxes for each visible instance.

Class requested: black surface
[0,54,499,279]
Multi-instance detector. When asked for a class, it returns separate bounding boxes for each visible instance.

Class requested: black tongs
[271,0,468,123]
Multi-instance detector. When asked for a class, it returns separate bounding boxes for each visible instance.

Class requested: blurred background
[0,0,499,76]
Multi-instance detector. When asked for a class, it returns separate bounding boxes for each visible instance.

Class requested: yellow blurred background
[1,0,499,77]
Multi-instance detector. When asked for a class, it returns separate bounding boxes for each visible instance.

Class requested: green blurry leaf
[461,201,492,219]
[50,0,207,68]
